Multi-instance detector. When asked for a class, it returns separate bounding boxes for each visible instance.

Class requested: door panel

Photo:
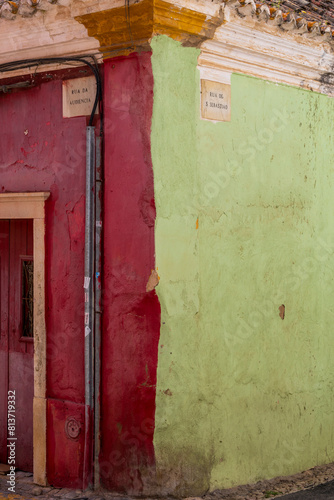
[0,219,33,471]
[0,220,9,464]
[8,352,33,470]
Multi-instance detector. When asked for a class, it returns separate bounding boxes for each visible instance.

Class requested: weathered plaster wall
[100,53,161,495]
[151,35,334,495]
[0,81,88,487]
[0,55,161,493]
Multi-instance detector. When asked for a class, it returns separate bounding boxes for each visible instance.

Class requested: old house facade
[0,0,334,496]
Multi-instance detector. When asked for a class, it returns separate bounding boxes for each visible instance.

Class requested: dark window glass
[22,260,33,337]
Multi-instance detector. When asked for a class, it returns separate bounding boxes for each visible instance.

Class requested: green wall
[151,35,334,496]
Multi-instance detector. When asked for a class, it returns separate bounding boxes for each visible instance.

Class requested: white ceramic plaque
[201,79,231,122]
[63,76,98,118]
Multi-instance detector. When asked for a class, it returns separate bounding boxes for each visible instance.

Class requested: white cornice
[1,0,334,95]
[198,21,334,96]
[0,0,110,78]
[163,0,222,17]
[0,0,221,78]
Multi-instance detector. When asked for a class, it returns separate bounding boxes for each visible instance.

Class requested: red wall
[100,52,161,494]
[0,79,87,487]
[0,51,160,493]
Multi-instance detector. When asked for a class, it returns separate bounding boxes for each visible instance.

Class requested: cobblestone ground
[1,463,334,500]
[277,479,334,498]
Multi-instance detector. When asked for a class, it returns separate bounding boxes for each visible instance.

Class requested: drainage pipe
[84,126,96,488]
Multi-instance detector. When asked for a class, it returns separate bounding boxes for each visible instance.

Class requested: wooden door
[0,220,9,465]
[0,220,34,471]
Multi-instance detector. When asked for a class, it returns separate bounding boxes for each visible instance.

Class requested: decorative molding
[0,10,101,80]
[198,66,231,85]
[0,0,115,78]
[0,191,49,199]
[75,0,224,57]
[0,0,223,77]
[75,0,153,58]
[2,0,334,94]
[198,21,334,95]
[0,0,126,20]
[0,192,50,218]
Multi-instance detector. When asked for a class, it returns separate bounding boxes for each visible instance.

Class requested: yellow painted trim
[154,0,221,41]
[75,0,223,57]
[75,0,153,57]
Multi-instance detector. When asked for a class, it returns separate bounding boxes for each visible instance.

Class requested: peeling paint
[100,53,161,495]
[151,35,334,495]
[146,270,160,292]
[0,79,88,488]
[75,0,224,57]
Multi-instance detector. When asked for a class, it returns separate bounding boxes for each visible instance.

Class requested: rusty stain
[279,304,285,320]
[196,217,199,229]
[163,388,172,396]
[146,269,159,292]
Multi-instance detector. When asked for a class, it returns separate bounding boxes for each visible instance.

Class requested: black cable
[0,55,102,129]
[125,0,135,50]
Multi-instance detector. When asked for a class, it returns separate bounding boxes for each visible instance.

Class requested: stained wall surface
[2,34,334,496]
[151,35,334,495]
[0,80,87,486]
[0,54,161,492]
[100,53,161,494]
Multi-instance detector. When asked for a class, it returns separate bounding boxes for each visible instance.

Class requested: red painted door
[0,220,34,471]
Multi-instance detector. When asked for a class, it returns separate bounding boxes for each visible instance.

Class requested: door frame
[0,192,49,485]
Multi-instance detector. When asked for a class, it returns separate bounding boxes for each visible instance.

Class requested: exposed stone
[31,486,43,495]
[64,490,81,498]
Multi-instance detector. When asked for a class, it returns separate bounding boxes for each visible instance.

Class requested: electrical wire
[0,55,102,129]
[125,0,135,50]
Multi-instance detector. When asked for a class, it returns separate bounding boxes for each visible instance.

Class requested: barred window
[22,259,33,337]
